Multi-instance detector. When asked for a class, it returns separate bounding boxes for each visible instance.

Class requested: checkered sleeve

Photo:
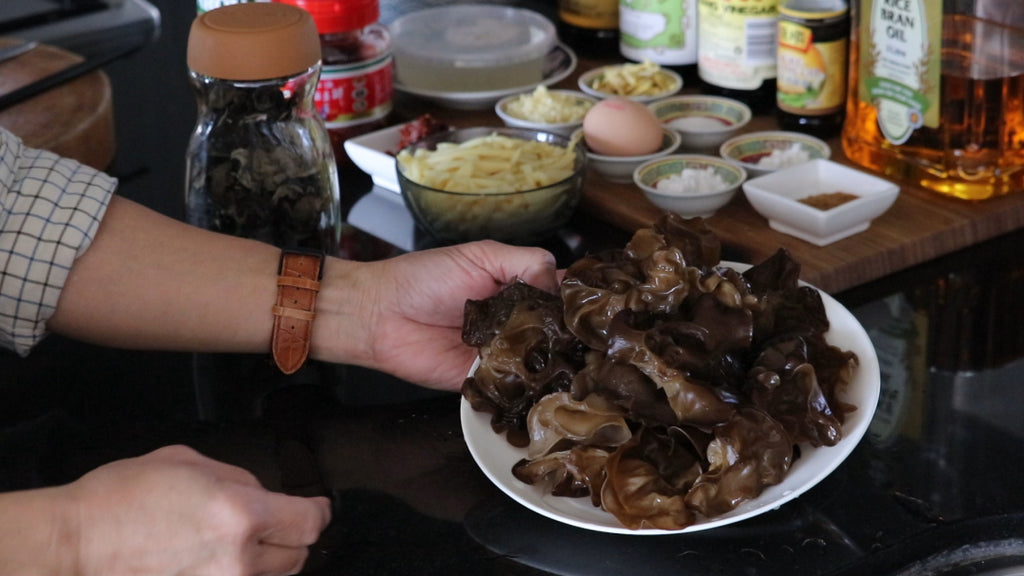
[0,129,117,356]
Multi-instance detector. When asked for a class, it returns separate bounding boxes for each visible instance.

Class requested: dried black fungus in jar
[185,2,341,254]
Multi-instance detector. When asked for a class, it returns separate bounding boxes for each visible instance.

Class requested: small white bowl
[648,95,752,153]
[719,131,831,178]
[743,159,900,246]
[577,64,683,103]
[575,127,682,182]
[634,154,746,218]
[495,89,598,137]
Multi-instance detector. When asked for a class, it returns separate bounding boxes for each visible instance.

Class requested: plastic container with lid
[185,2,341,254]
[276,0,393,166]
[389,4,557,93]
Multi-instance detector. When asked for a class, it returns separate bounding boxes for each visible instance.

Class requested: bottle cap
[279,0,379,34]
[187,3,322,80]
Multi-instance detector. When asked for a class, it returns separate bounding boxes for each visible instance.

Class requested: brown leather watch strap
[272,250,324,375]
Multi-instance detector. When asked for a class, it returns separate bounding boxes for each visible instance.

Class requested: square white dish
[742,159,900,246]
[345,121,454,193]
[343,123,405,193]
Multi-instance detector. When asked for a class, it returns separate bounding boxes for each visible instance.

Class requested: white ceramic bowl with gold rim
[573,127,682,183]
[577,64,683,103]
[634,154,746,218]
[719,130,831,179]
[495,89,598,137]
[648,95,752,153]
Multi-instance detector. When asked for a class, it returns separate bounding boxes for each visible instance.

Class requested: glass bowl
[396,127,587,244]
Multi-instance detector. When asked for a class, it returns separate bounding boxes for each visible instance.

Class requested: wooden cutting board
[396,58,1024,295]
[0,38,115,171]
[575,113,1024,294]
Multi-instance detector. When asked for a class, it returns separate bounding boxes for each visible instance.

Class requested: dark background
[0,0,565,485]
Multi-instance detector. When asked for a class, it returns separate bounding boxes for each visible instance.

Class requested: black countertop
[3,1,1024,575]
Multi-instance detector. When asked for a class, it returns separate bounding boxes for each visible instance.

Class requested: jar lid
[779,0,849,20]
[390,5,555,68]
[187,3,322,81]
[277,0,379,34]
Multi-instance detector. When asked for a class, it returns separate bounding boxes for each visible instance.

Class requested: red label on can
[315,55,393,129]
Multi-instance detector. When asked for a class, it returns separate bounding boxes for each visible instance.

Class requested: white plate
[461,262,881,535]
[394,43,577,110]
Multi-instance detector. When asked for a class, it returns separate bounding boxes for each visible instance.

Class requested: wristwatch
[271,249,324,374]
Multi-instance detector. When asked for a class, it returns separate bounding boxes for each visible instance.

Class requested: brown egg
[582,97,664,156]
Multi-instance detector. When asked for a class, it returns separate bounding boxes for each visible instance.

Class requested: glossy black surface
[3,1,1024,575]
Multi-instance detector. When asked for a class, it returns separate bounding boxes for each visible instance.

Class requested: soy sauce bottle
[776,0,849,138]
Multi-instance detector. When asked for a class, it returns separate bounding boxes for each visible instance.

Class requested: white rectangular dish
[344,123,408,193]
[742,159,900,246]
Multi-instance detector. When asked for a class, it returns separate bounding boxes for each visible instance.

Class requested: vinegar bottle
[697,0,779,114]
[841,0,1024,200]
[619,0,698,84]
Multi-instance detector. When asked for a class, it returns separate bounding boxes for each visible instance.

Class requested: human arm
[45,194,558,390]
[0,445,330,576]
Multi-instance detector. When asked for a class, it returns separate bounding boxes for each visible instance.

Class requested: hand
[315,240,558,391]
[62,445,330,576]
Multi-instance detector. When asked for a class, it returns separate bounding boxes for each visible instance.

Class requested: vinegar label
[620,0,698,65]
[698,0,778,90]
[862,0,942,144]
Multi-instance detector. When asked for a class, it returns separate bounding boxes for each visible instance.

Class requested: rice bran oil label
[776,2,848,117]
[861,0,942,144]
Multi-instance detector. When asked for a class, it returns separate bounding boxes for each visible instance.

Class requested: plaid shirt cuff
[0,129,117,356]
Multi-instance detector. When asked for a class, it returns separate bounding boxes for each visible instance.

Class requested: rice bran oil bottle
[841,0,1024,200]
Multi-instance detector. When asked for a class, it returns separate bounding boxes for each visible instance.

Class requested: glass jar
[185,2,341,254]
[277,0,393,168]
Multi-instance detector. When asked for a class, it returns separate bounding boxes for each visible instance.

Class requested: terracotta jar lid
[187,2,322,81]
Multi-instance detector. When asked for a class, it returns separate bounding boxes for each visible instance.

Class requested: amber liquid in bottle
[843,14,1024,200]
